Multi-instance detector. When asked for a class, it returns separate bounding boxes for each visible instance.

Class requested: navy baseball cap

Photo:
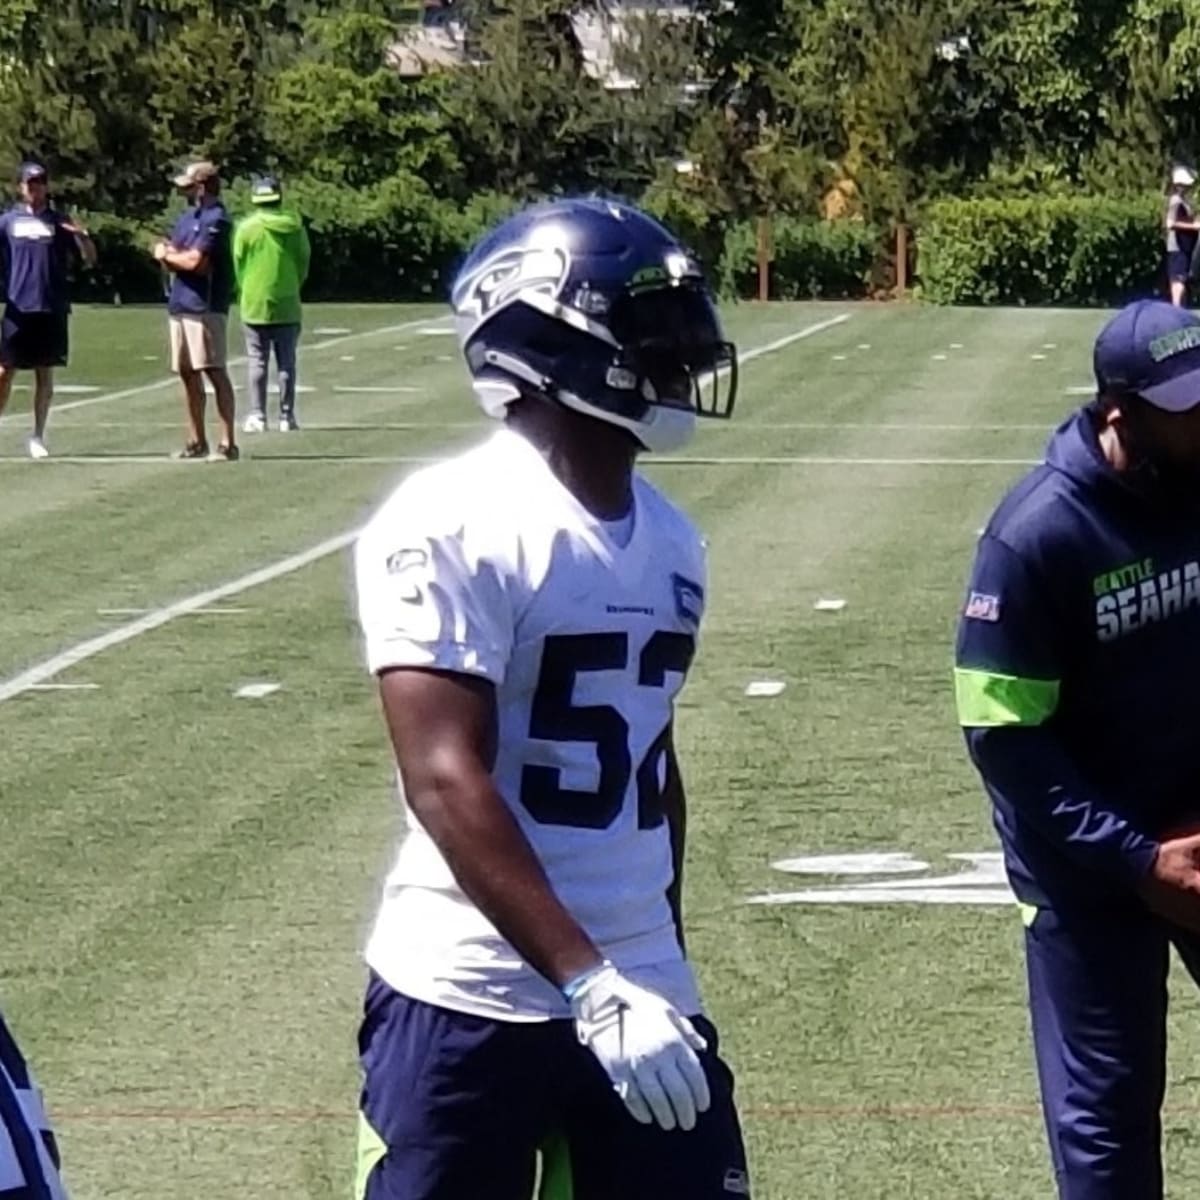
[1094,300,1200,413]
[251,175,282,204]
[18,162,46,183]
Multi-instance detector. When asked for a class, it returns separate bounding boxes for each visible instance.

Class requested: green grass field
[6,299,1200,1199]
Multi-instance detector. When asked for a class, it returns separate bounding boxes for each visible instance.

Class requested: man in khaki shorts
[152,161,238,460]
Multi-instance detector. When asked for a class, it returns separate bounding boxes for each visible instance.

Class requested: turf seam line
[0,316,449,426]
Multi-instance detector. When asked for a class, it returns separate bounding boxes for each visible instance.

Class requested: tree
[264,11,460,188]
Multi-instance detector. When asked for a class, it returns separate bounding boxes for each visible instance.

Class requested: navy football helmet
[451,198,736,452]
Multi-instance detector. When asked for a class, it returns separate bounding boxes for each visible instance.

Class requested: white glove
[567,962,711,1132]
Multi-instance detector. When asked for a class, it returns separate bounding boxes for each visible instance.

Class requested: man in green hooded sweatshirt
[234,175,311,433]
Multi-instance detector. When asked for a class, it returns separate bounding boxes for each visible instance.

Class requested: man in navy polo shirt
[957,299,1200,1198]
[0,162,95,459]
[152,160,237,461]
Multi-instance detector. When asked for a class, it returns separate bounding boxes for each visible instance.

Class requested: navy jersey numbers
[519,630,695,830]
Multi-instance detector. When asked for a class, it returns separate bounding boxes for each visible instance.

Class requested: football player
[0,1010,69,1198]
[353,198,750,1200]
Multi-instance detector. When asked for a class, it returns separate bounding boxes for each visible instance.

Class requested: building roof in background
[387,1,703,89]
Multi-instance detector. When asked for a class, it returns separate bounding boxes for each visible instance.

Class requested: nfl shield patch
[964,591,1001,622]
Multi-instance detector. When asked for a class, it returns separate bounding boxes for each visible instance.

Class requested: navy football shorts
[355,972,751,1200]
[0,305,67,370]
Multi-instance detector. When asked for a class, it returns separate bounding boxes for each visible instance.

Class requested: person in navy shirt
[152,160,237,461]
[957,299,1200,1198]
[0,162,95,459]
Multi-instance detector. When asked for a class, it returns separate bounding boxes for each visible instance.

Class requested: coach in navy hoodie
[957,299,1200,1200]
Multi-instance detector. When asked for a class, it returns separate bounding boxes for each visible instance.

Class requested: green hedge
[718,217,879,299]
[917,195,1163,305]
[68,191,1173,310]
[70,177,521,305]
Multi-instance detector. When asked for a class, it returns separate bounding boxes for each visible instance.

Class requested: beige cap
[172,160,219,188]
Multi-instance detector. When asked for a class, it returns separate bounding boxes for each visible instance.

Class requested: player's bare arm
[377,665,604,988]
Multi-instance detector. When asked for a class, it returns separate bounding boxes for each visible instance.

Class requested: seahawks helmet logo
[455,243,570,333]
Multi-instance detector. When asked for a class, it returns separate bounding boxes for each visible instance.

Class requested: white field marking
[46,420,476,431]
[0,317,912,701]
[1030,353,1046,361]
[419,327,456,336]
[0,317,448,426]
[1065,385,1095,395]
[949,342,964,349]
[28,682,100,691]
[831,354,847,361]
[142,355,158,361]
[748,852,1013,906]
[0,531,354,702]
[332,385,421,394]
[234,384,316,394]
[235,682,280,699]
[744,680,786,697]
[436,355,454,362]
[736,313,851,366]
[101,604,245,616]
[656,455,1039,467]
[814,597,847,611]
[931,353,948,360]
[771,852,931,876]
[339,355,356,362]
[0,453,1042,467]
[857,343,871,350]
[1042,342,1057,349]
[312,327,352,335]
[42,419,1049,432]
[711,421,1051,431]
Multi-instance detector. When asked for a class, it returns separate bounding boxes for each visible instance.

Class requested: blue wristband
[561,961,610,1002]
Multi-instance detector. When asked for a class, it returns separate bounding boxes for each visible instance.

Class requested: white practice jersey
[356,428,707,1021]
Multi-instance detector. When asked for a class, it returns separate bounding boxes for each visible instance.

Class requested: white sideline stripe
[0,314,864,702]
[333,386,422,394]
[0,453,1041,467]
[657,455,1038,466]
[47,418,1049,433]
[737,314,850,365]
[0,532,354,702]
[28,682,99,691]
[0,317,449,426]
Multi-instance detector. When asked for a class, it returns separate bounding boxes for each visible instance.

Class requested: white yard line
[0,316,449,426]
[45,419,1049,433]
[0,313,861,699]
[0,452,1039,467]
[656,455,1038,466]
[0,533,354,702]
[736,313,851,365]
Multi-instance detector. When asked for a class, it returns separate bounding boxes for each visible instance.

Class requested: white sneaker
[278,414,299,432]
[243,412,266,434]
[28,436,49,459]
